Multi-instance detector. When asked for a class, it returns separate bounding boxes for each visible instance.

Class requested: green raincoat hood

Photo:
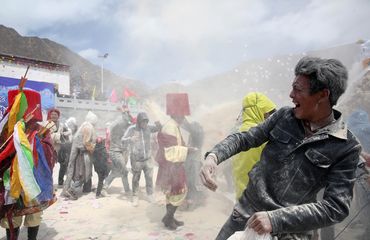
[240,92,276,132]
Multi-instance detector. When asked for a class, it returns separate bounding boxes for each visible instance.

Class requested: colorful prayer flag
[109,89,118,103]
[10,121,41,205]
[7,91,28,137]
[33,135,53,202]
[123,87,137,99]
[91,85,96,100]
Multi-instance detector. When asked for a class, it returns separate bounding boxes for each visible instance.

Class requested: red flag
[0,136,15,167]
[123,87,136,99]
[109,89,118,103]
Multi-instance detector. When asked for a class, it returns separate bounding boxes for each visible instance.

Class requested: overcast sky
[1,0,369,86]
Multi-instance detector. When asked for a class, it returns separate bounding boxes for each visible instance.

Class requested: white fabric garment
[227,228,272,240]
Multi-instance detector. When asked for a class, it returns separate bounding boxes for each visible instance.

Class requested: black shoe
[161,216,177,230]
[174,218,184,226]
[6,227,19,240]
[166,204,183,226]
[62,189,78,200]
[28,226,39,240]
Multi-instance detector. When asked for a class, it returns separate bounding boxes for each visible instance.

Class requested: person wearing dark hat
[155,93,197,230]
[200,57,361,239]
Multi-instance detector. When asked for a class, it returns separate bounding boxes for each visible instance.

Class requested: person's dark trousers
[58,143,71,186]
[143,163,153,195]
[28,226,39,240]
[132,161,153,196]
[83,178,92,193]
[121,171,131,193]
[96,172,105,196]
[58,161,68,185]
[215,210,247,240]
[169,204,184,226]
[106,151,130,192]
[6,227,19,240]
[131,169,141,196]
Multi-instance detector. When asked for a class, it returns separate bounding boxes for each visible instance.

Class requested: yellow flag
[10,155,22,199]
[8,92,28,137]
[92,86,96,100]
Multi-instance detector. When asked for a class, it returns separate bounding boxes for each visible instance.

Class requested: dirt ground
[0,163,368,240]
[0,164,234,240]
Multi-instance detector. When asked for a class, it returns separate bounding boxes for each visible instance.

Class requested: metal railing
[55,96,120,111]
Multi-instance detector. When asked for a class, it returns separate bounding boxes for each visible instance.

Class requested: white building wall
[0,62,70,94]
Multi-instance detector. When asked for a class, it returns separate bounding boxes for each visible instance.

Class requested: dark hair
[295,57,348,106]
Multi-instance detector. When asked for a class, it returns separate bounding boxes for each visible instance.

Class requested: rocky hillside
[0,25,148,96]
[1,24,368,140]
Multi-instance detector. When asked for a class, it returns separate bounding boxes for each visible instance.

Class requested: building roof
[0,52,70,72]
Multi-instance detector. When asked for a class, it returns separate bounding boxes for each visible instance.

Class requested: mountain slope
[0,25,148,96]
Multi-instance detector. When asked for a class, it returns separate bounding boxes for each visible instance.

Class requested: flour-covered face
[289,75,323,122]
[50,111,59,122]
[139,119,149,129]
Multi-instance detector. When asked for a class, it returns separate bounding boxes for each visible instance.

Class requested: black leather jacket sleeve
[207,107,281,164]
[206,107,362,234]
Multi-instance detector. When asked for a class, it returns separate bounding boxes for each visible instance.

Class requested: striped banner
[10,121,41,205]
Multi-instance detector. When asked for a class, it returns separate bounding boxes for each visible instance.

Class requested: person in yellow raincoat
[232,92,276,199]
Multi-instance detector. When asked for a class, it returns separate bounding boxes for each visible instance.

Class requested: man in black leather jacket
[200,57,361,240]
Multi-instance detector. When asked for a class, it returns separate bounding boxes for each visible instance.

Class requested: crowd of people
[46,93,206,232]
[0,56,369,239]
[0,84,207,239]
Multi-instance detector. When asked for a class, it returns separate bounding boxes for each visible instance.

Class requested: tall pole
[101,61,104,94]
[98,53,109,94]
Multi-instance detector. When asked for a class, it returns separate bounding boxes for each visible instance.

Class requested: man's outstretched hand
[200,154,218,191]
[247,212,272,235]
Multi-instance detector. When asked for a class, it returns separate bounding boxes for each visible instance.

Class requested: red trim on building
[0,52,70,72]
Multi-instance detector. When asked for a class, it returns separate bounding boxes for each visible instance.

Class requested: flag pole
[19,65,30,90]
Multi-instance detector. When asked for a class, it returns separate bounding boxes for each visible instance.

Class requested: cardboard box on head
[166,93,190,117]
[8,89,43,122]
